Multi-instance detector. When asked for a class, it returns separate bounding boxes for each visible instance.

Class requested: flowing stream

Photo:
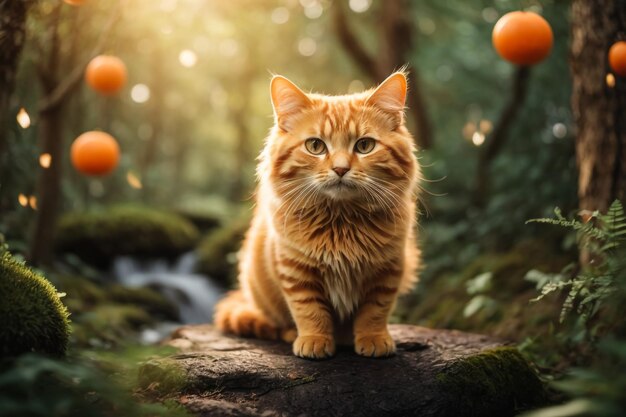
[112,252,225,343]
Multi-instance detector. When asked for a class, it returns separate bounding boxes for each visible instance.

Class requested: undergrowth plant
[525,200,626,327]
[522,200,626,417]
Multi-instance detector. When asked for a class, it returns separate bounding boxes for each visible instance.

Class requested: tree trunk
[29,3,63,266]
[571,0,626,213]
[0,0,33,164]
[29,105,64,265]
[333,0,433,149]
[140,48,164,200]
[473,66,531,207]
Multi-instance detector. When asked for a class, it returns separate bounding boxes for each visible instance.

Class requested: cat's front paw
[355,332,396,358]
[293,334,335,359]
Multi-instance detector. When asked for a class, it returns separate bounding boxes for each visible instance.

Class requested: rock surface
[139,324,545,417]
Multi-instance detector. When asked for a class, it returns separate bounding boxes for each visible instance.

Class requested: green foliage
[195,216,250,286]
[55,205,200,267]
[522,201,626,417]
[0,252,70,357]
[51,275,178,348]
[0,352,191,417]
[437,347,546,416]
[402,238,571,341]
[526,200,626,324]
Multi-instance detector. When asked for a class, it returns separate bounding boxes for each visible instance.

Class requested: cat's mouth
[320,179,359,198]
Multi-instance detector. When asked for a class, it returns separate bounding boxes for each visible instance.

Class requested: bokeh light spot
[271,7,290,24]
[349,0,371,13]
[179,49,198,67]
[298,37,317,56]
[131,84,151,103]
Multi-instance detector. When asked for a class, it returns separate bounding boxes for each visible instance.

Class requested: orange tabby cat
[214,71,421,359]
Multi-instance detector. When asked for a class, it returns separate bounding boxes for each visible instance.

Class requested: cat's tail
[214,290,295,342]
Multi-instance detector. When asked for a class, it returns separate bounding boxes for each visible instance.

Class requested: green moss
[174,195,238,233]
[55,205,200,267]
[437,347,546,416]
[54,275,107,313]
[137,359,188,396]
[195,216,250,286]
[0,252,70,357]
[71,305,154,346]
[108,284,178,320]
[406,238,573,340]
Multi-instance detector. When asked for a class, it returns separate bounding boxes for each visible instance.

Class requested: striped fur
[214,72,421,359]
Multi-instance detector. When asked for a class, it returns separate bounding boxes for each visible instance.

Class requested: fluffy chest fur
[272,202,407,320]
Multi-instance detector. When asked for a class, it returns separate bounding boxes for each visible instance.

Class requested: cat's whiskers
[281,180,319,232]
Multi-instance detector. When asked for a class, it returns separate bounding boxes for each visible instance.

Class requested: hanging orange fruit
[64,0,85,5]
[609,41,626,77]
[492,11,553,66]
[71,131,120,176]
[85,55,127,95]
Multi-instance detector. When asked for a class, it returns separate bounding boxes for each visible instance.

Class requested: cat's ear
[366,72,408,115]
[270,75,312,130]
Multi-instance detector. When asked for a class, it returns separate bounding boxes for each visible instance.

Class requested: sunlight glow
[462,121,476,140]
[418,17,436,35]
[18,194,28,207]
[606,73,616,88]
[160,0,177,12]
[39,153,52,169]
[481,7,498,23]
[131,84,151,103]
[219,39,239,57]
[479,119,493,134]
[298,37,317,56]
[17,108,31,129]
[126,171,143,189]
[552,123,567,139]
[271,7,290,24]
[348,79,365,93]
[472,131,485,146]
[179,49,198,67]
[304,2,323,19]
[349,0,371,13]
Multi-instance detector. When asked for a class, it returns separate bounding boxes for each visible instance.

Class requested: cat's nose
[332,167,350,177]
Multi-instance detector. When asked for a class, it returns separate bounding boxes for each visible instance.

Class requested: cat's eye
[354,137,376,154]
[304,138,327,155]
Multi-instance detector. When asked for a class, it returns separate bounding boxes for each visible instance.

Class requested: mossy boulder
[0,252,70,357]
[174,195,238,233]
[437,347,546,415]
[52,275,179,347]
[55,205,200,267]
[195,217,250,286]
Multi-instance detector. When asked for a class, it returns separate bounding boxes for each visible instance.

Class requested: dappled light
[0,0,625,416]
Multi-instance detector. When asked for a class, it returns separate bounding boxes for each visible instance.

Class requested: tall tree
[571,0,626,213]
[29,3,119,265]
[333,0,433,149]
[0,0,35,165]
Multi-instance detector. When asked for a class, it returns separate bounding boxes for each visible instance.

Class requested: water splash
[112,252,224,324]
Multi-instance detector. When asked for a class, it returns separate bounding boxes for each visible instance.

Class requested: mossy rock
[437,347,546,416]
[51,275,179,347]
[174,195,238,233]
[148,324,546,416]
[55,205,200,267]
[54,275,179,321]
[0,252,70,357]
[195,217,250,286]
[71,304,154,346]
